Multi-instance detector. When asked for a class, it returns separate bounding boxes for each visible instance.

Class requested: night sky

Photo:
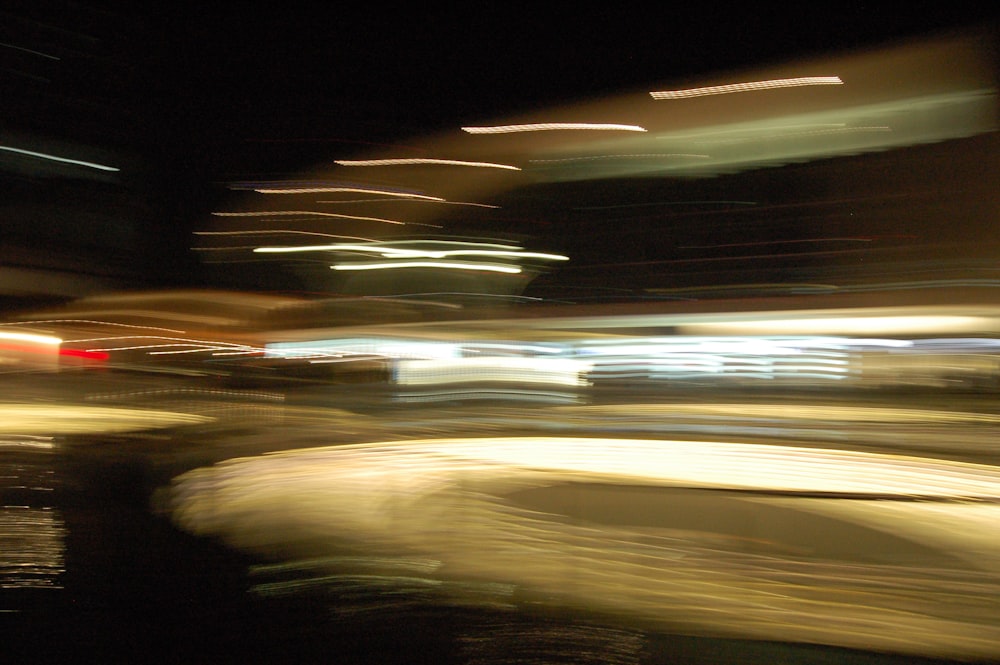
[126,5,998,172]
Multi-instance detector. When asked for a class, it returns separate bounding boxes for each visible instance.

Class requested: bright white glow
[211,211,405,225]
[650,76,844,99]
[334,158,521,171]
[0,145,119,171]
[394,358,592,387]
[0,331,62,346]
[461,123,648,134]
[331,261,522,274]
[265,338,461,361]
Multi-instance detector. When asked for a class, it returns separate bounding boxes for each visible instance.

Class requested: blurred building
[195,26,998,307]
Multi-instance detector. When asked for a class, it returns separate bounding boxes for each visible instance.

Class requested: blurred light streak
[334,158,521,170]
[393,358,592,387]
[568,403,1000,425]
[307,354,386,365]
[331,261,522,273]
[265,338,461,361]
[166,434,1000,659]
[681,316,995,336]
[58,348,109,361]
[255,243,568,261]
[0,331,61,346]
[317,198,500,209]
[147,346,260,356]
[0,320,185,334]
[0,506,65,590]
[86,388,283,402]
[0,436,54,450]
[650,76,843,99]
[377,292,547,303]
[692,126,892,145]
[0,42,60,60]
[211,350,267,357]
[71,335,252,347]
[529,153,710,164]
[461,123,647,134]
[394,389,581,404]
[0,405,213,434]
[211,211,405,225]
[252,187,444,200]
[195,230,377,241]
[0,145,118,171]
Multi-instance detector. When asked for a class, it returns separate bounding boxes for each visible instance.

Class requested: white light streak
[0,320,185,333]
[255,243,567,261]
[317,198,500,209]
[650,76,843,99]
[195,230,377,241]
[211,211,404,225]
[0,42,60,60]
[461,123,648,134]
[334,158,521,171]
[0,145,119,171]
[331,261,522,274]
